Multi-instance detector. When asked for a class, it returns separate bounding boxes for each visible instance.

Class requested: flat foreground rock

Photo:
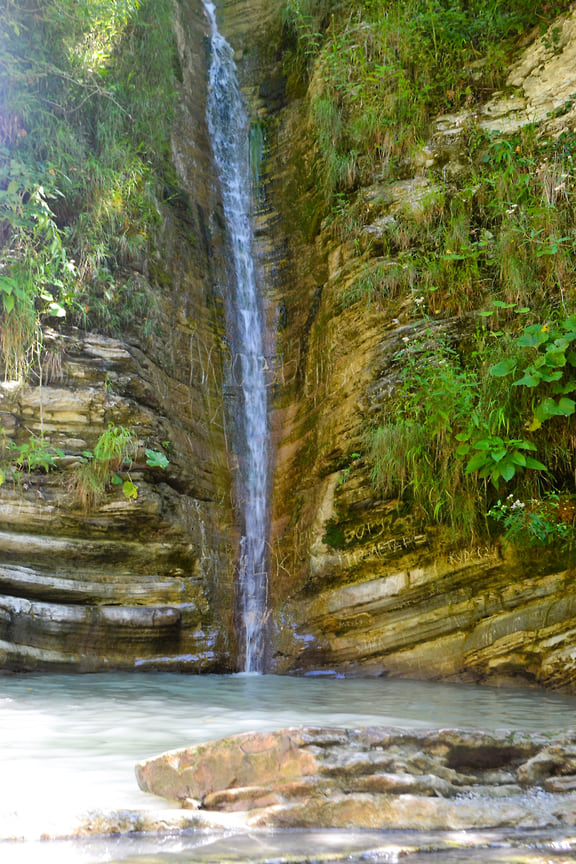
[136,726,576,830]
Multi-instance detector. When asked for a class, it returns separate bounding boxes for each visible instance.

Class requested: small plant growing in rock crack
[73,423,138,510]
[72,424,169,511]
[0,433,64,486]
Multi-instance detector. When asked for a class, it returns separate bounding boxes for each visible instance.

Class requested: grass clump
[281,0,572,212]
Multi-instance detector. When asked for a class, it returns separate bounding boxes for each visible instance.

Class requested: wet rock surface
[136,726,576,830]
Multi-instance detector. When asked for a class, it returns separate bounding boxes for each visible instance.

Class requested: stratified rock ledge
[136,726,576,830]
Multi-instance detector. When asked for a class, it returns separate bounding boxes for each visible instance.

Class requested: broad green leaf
[552,379,576,394]
[478,464,494,480]
[538,368,563,383]
[517,326,550,348]
[466,452,490,473]
[489,359,516,377]
[145,448,169,469]
[122,480,138,500]
[557,397,575,415]
[534,397,563,422]
[0,276,16,295]
[515,440,538,451]
[473,438,500,451]
[510,451,527,466]
[524,456,548,471]
[544,349,567,368]
[491,449,507,462]
[500,462,516,482]
[513,372,540,387]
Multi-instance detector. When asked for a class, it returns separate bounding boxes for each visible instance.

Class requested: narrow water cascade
[202,0,269,673]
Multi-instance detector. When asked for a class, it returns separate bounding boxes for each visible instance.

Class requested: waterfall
[202,0,269,673]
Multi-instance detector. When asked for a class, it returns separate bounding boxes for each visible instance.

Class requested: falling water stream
[202,0,269,673]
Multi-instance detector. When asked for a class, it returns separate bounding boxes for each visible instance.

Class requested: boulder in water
[136,726,576,830]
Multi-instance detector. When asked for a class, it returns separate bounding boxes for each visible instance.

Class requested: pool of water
[2,673,576,862]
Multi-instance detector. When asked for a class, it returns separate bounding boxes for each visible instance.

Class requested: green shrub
[0,0,177,374]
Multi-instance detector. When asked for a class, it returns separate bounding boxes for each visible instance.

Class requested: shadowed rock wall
[0,0,240,672]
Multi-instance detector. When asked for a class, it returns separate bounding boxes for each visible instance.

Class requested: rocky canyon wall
[0,0,240,672]
[260,2,576,689]
[1,0,576,690]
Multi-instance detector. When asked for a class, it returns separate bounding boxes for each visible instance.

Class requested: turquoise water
[2,673,576,862]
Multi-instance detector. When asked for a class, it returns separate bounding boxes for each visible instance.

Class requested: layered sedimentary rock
[0,0,240,671]
[264,6,576,686]
[136,726,576,830]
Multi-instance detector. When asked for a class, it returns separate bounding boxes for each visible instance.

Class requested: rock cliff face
[0,0,239,671]
[262,4,576,687]
[1,0,576,686]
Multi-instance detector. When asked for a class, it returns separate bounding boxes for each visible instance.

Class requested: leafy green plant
[489,315,576,431]
[145,448,169,469]
[367,317,573,538]
[368,337,482,533]
[71,426,170,509]
[76,422,139,506]
[461,434,546,487]
[489,493,576,549]
[0,0,178,371]
[284,0,572,215]
[92,422,137,470]
[6,434,64,474]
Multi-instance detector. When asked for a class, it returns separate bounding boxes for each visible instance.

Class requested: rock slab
[136,726,576,830]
